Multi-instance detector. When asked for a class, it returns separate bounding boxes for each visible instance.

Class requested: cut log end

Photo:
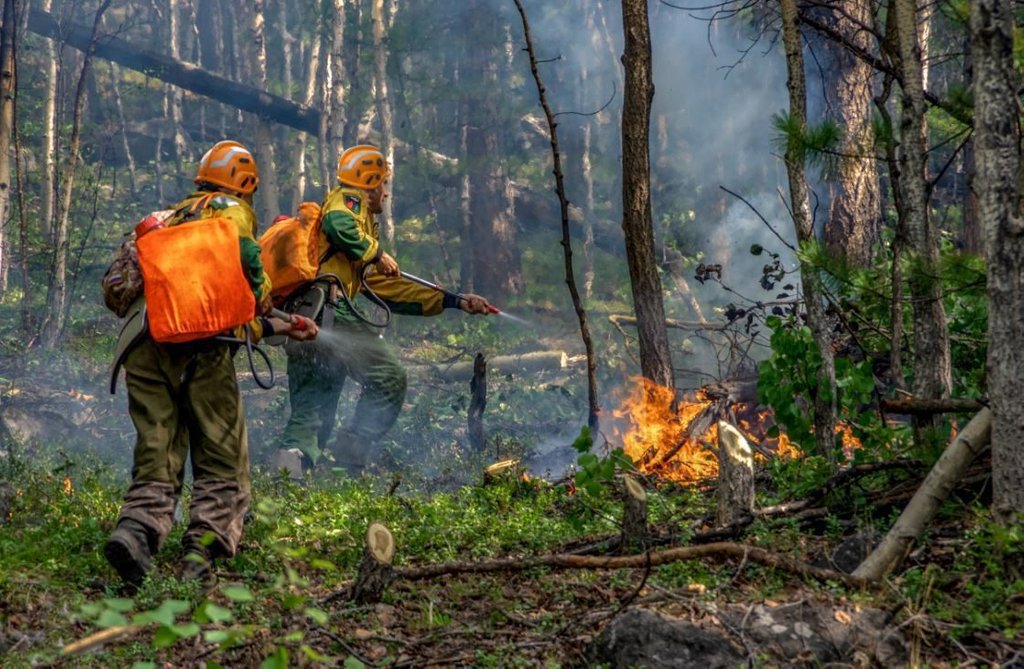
[352,523,396,604]
[620,475,649,551]
[716,421,754,528]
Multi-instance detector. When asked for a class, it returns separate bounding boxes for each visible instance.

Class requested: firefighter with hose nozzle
[272,144,493,479]
[100,140,318,593]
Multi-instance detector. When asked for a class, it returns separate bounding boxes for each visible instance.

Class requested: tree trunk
[167,0,187,193]
[620,0,674,392]
[463,3,521,301]
[328,0,346,164]
[372,0,396,246]
[342,0,361,149]
[39,0,113,348]
[971,0,1024,525]
[252,0,280,223]
[893,0,952,440]
[293,23,321,211]
[39,0,57,244]
[821,0,881,266]
[468,353,486,452]
[0,0,17,294]
[780,0,838,464]
[620,476,648,551]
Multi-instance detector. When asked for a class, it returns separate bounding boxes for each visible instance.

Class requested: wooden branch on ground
[854,409,992,582]
[608,314,730,332]
[351,523,396,604]
[620,476,648,551]
[468,353,486,452]
[390,541,866,588]
[880,398,984,415]
[408,351,568,382]
[62,625,140,655]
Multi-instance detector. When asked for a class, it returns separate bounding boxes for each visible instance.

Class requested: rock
[588,608,743,668]
[723,601,906,667]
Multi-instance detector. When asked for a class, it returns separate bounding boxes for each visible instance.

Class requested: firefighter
[273,145,491,478]
[103,140,318,592]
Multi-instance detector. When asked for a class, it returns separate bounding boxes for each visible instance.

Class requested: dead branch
[880,398,984,415]
[609,313,731,331]
[393,541,867,589]
[62,625,141,655]
[854,409,991,582]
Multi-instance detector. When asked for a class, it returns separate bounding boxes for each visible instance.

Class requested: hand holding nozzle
[269,308,319,341]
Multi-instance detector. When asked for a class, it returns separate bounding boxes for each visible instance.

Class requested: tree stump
[350,523,395,604]
[468,352,487,452]
[620,475,649,551]
[715,421,754,528]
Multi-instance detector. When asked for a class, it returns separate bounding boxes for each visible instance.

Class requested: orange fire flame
[609,377,828,483]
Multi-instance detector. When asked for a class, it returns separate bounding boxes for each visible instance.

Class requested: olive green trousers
[115,336,250,557]
[277,320,407,471]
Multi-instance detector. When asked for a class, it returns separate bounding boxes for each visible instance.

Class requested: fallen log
[854,408,991,582]
[880,398,984,415]
[62,625,140,655]
[408,351,568,382]
[391,541,867,588]
[608,314,730,332]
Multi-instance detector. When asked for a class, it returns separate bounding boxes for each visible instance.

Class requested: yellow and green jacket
[316,186,444,321]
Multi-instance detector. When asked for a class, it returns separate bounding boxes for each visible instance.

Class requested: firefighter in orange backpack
[102,140,318,592]
[272,145,492,479]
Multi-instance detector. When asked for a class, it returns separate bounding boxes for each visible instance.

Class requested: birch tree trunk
[167,0,187,192]
[294,23,321,211]
[0,0,17,293]
[893,0,952,438]
[971,0,1024,525]
[39,0,57,243]
[40,0,112,348]
[620,0,674,391]
[780,0,838,464]
[252,0,280,222]
[372,0,395,245]
[328,0,346,163]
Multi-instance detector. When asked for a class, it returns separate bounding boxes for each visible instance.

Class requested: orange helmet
[337,145,389,189]
[194,140,259,195]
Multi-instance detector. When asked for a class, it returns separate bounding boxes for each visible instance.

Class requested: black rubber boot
[103,519,153,591]
[180,542,217,593]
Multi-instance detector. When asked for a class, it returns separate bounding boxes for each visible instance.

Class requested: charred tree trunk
[468,352,486,452]
[780,0,838,464]
[971,0,1024,525]
[620,0,674,392]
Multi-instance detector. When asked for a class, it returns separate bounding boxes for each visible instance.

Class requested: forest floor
[1,313,1023,667]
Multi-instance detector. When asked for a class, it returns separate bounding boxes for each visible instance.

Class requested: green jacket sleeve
[321,207,380,263]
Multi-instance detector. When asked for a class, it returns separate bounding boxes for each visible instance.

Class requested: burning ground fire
[609,377,859,483]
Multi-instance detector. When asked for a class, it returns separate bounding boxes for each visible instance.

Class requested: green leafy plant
[571,426,633,496]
